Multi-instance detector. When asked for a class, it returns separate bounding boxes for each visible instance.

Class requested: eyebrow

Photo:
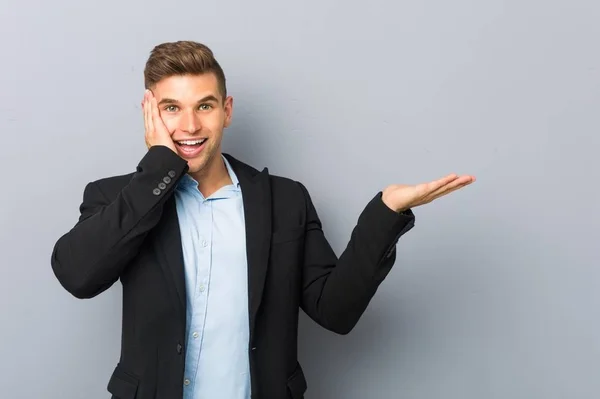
[158,95,219,106]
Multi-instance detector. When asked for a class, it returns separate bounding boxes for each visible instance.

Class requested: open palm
[382,173,476,212]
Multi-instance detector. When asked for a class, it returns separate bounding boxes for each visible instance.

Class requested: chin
[184,146,220,174]
[187,162,205,174]
[186,157,211,175]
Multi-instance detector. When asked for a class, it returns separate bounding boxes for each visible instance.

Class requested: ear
[223,96,234,128]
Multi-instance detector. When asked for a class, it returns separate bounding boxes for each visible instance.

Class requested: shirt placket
[188,197,213,392]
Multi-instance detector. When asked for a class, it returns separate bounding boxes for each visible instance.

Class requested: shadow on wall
[295,220,524,397]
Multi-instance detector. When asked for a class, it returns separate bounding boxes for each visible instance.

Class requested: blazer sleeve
[298,182,415,334]
[50,146,189,299]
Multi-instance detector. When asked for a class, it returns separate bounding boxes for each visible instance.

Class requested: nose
[180,110,200,134]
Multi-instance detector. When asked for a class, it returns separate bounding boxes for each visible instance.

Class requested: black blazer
[51,146,415,399]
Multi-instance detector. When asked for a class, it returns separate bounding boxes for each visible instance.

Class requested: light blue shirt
[174,156,250,399]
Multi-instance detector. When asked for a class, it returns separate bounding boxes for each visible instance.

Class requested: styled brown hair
[144,40,227,100]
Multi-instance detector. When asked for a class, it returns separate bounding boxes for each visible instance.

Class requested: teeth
[178,139,206,145]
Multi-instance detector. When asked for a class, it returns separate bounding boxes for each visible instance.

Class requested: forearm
[301,191,415,334]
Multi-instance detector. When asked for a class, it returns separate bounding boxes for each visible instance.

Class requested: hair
[143,40,227,100]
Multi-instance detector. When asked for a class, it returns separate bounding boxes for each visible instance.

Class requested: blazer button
[177,343,183,354]
[152,188,161,196]
[168,170,177,178]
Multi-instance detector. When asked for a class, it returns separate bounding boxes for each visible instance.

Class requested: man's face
[151,73,232,177]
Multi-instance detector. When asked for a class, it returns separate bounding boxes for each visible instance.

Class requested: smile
[175,138,208,157]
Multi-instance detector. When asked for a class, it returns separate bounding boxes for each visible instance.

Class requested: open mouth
[175,138,208,157]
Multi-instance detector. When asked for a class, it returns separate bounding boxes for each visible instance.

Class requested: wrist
[381,189,401,213]
[382,187,412,214]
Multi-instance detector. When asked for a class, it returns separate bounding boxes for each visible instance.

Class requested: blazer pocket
[286,362,308,399]
[107,363,139,399]
[272,226,304,245]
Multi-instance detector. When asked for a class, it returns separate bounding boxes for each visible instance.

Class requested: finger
[143,99,149,133]
[151,96,160,127]
[144,90,153,129]
[428,175,473,198]
[426,182,469,202]
[424,177,474,202]
[152,97,172,141]
[417,174,459,197]
[430,175,474,198]
[147,97,155,134]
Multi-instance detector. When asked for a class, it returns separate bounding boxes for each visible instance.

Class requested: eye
[164,105,178,112]
[199,104,212,111]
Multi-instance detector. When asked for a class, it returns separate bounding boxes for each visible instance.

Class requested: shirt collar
[177,155,241,196]
[223,155,240,189]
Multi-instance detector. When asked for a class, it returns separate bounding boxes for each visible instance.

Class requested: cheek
[161,115,178,133]
[206,113,226,131]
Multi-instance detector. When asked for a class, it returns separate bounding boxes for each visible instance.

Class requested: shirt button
[199,285,206,292]
[192,332,199,339]
[184,378,190,386]
[201,240,208,247]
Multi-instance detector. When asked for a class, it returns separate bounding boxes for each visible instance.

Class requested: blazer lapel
[224,154,272,339]
[152,196,186,323]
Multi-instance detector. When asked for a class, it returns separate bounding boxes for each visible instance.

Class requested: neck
[189,153,233,198]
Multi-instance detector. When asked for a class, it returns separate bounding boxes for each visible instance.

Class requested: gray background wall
[1,0,599,398]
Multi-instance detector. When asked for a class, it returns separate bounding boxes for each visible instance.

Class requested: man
[51,40,474,399]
